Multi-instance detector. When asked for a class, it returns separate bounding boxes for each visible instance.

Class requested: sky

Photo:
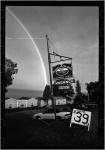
[6,6,99,92]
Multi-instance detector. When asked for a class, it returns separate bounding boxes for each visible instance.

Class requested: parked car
[33,108,71,120]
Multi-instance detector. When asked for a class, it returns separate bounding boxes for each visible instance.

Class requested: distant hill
[5,88,43,99]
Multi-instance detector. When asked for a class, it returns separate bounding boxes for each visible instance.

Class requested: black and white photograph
[1,1,104,149]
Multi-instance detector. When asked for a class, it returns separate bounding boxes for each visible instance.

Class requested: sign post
[46,35,56,119]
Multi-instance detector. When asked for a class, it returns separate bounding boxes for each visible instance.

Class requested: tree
[74,94,84,107]
[75,80,81,95]
[19,97,30,100]
[74,80,83,106]
[5,58,18,93]
[43,85,51,104]
[86,81,99,103]
[69,84,75,96]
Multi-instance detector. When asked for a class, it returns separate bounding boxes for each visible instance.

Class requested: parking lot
[4,107,98,149]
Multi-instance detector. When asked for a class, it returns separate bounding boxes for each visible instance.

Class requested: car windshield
[56,109,60,113]
[44,109,54,113]
[62,108,69,111]
[43,108,70,114]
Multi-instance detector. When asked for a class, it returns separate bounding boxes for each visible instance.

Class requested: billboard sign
[52,63,73,80]
[53,79,74,96]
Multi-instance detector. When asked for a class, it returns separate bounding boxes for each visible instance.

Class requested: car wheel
[56,116,61,121]
[36,116,41,120]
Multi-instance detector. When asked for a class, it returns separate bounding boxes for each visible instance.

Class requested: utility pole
[46,35,56,119]
[88,92,90,102]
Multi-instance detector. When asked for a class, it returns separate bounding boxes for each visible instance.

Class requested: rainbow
[7,7,48,85]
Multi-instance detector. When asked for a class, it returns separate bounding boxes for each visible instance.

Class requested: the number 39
[74,111,89,124]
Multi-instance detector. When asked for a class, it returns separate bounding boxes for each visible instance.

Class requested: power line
[6,36,45,40]
[48,38,60,54]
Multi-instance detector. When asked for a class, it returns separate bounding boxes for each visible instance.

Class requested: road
[4,108,98,149]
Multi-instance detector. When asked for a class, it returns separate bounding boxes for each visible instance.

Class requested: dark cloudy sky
[6,6,99,92]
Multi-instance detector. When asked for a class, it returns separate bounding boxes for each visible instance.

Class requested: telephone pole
[46,35,56,119]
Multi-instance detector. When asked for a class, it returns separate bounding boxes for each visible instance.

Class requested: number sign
[70,109,92,131]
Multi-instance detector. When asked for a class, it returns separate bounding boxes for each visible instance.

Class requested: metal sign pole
[46,35,56,119]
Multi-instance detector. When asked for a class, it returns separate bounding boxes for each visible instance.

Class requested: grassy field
[4,107,98,149]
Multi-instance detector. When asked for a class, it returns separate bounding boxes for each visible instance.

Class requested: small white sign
[58,85,70,89]
[56,98,66,105]
[70,108,92,131]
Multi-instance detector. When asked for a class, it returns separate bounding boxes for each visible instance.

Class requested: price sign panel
[70,109,92,131]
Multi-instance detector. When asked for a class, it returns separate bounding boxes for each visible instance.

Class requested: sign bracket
[51,58,71,64]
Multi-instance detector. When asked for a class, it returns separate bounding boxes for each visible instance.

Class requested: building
[27,98,38,107]
[5,98,17,109]
[17,99,28,108]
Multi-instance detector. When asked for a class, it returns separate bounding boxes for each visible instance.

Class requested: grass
[4,107,98,149]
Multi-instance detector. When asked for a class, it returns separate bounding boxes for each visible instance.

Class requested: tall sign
[46,34,75,99]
